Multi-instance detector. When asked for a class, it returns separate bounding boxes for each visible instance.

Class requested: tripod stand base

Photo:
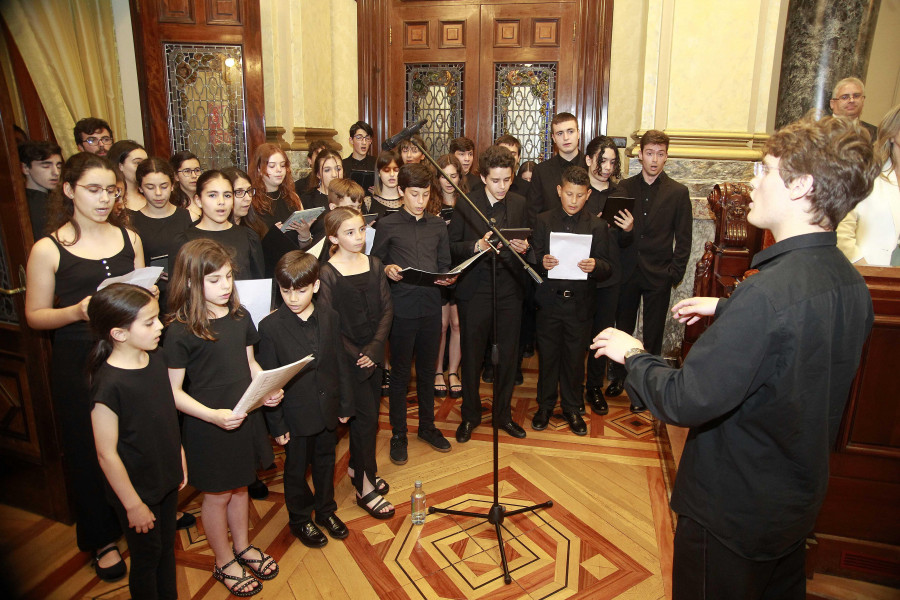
[429,500,553,584]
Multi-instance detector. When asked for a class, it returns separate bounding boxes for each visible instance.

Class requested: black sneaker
[417,427,451,452]
[390,433,408,465]
[248,478,269,500]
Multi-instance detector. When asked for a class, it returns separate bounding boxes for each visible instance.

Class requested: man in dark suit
[450,145,532,442]
[830,77,878,142]
[606,130,692,406]
[527,112,588,223]
[259,251,355,548]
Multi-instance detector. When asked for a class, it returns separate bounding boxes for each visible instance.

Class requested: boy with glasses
[343,121,376,173]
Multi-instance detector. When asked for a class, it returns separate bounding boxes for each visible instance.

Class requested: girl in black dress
[25,152,151,581]
[364,150,402,216]
[317,207,395,519]
[108,140,148,212]
[130,158,193,310]
[170,150,202,222]
[301,148,344,210]
[169,170,264,280]
[248,143,312,240]
[89,284,186,600]
[164,238,283,597]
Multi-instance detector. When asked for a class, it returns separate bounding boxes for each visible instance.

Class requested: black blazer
[617,171,692,288]
[448,187,531,302]
[258,303,355,437]
[532,207,612,321]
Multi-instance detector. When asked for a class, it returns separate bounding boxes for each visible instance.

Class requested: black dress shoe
[514,369,524,385]
[176,511,196,530]
[248,478,269,500]
[577,404,586,415]
[586,387,609,415]
[531,407,552,430]
[522,343,535,358]
[630,402,646,413]
[315,514,349,540]
[93,545,127,582]
[500,420,527,438]
[562,411,587,436]
[456,420,476,443]
[291,521,328,548]
[481,365,494,383]
[605,379,625,397]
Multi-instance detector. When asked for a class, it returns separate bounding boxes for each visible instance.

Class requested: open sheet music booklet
[398,250,486,286]
[232,354,314,415]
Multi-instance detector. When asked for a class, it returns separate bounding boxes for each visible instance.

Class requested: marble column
[775,0,880,129]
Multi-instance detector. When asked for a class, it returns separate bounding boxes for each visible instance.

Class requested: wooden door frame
[357,0,613,149]
[129,0,265,160]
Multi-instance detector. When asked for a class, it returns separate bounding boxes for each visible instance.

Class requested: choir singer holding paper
[531,166,611,435]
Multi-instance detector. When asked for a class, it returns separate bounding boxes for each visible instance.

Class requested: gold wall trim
[628,130,770,160]
[290,127,341,152]
[265,126,290,150]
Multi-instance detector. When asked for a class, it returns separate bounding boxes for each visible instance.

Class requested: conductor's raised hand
[542,255,559,270]
[211,408,247,430]
[671,297,719,325]
[385,264,404,281]
[614,209,634,232]
[590,327,643,363]
[264,389,284,407]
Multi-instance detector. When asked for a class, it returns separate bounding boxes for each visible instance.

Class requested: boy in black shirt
[371,163,456,465]
[531,166,611,435]
[18,140,63,240]
[259,252,355,548]
[343,121,376,173]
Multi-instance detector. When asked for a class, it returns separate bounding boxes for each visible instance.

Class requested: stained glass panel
[164,44,248,170]
[493,63,557,164]
[0,232,16,324]
[405,63,464,157]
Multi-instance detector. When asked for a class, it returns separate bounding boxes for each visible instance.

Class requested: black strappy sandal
[233,544,279,581]
[213,558,261,597]
[356,489,395,520]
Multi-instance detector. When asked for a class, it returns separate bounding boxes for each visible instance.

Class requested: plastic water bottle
[411,480,426,525]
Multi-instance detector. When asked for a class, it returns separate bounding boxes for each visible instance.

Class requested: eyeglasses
[76,184,122,198]
[835,93,864,102]
[353,134,372,142]
[82,136,113,147]
[177,167,203,176]
[753,161,781,177]
[233,187,255,198]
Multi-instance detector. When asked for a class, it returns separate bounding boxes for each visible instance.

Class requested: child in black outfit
[258,251,355,548]
[531,166,612,435]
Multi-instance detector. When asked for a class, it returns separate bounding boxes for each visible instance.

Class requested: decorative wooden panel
[206,0,242,25]
[0,356,40,459]
[493,20,520,48]
[440,21,465,48]
[404,22,429,48]
[159,0,195,24]
[532,18,560,47]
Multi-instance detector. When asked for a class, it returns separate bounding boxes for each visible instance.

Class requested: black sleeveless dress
[49,227,135,551]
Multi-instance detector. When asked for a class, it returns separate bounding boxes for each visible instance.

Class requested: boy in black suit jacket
[531,166,612,435]
[259,251,354,549]
[449,145,532,442]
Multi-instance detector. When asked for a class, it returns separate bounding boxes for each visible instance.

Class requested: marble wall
[775,0,881,128]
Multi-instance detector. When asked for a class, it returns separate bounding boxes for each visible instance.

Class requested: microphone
[382,119,428,151]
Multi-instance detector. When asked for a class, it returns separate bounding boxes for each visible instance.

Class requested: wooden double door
[359,0,612,163]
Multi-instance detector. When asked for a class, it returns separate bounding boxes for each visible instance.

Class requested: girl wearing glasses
[107,140,148,213]
[170,151,203,222]
[25,152,152,583]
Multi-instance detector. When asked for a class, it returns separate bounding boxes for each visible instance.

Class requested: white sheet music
[97,267,164,291]
[234,279,273,329]
[232,354,314,415]
[548,232,591,280]
[364,226,376,255]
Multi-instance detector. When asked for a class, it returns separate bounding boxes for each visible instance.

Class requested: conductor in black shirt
[606,130,691,402]
[450,145,532,442]
[592,116,878,599]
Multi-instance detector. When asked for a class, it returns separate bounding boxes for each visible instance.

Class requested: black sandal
[434,373,448,397]
[375,476,390,495]
[233,544,278,580]
[213,558,261,597]
[92,545,127,582]
[356,489,395,520]
[447,372,463,399]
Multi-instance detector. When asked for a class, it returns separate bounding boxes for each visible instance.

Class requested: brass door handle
[0,265,26,295]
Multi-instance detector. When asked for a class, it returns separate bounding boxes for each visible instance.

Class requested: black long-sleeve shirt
[527,152,587,223]
[370,207,451,318]
[624,232,873,560]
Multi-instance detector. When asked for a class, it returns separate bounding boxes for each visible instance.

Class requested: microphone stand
[410,138,553,585]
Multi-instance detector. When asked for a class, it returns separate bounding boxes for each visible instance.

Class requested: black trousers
[610,269,672,380]
[111,487,178,600]
[673,516,805,600]
[388,314,441,436]
[283,428,337,524]
[457,289,522,425]
[349,368,381,494]
[535,300,592,413]
[51,340,122,552]
[586,283,620,389]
